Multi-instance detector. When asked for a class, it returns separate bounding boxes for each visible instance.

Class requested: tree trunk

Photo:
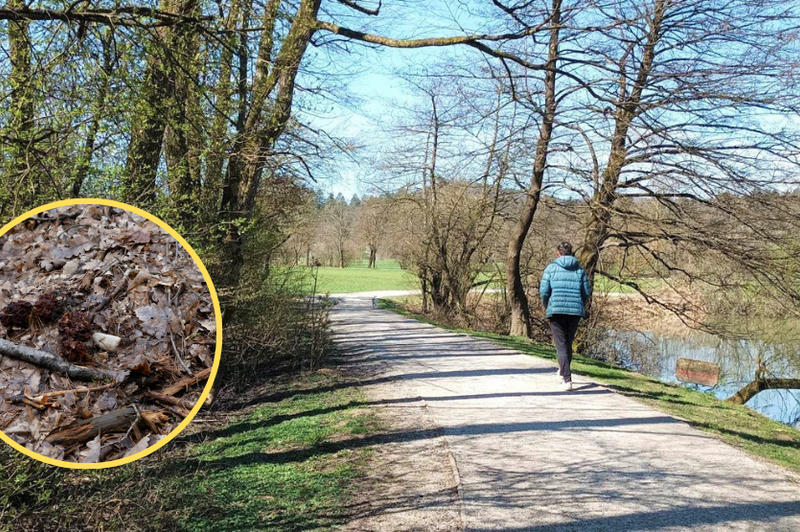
[369,246,377,268]
[577,0,666,300]
[72,29,112,197]
[218,0,321,290]
[728,378,800,405]
[2,0,34,218]
[203,0,243,224]
[124,0,198,208]
[505,0,561,337]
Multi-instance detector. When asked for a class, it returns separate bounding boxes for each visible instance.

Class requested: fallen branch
[161,367,212,396]
[145,391,190,418]
[727,378,800,405]
[29,212,80,223]
[44,406,168,446]
[45,406,138,445]
[0,338,115,382]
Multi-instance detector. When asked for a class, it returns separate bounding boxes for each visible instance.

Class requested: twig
[145,391,191,417]
[5,395,48,410]
[161,368,212,396]
[167,286,193,376]
[123,403,142,443]
[90,277,129,316]
[56,223,92,242]
[0,338,115,382]
[170,330,193,375]
[173,270,212,304]
[39,383,115,401]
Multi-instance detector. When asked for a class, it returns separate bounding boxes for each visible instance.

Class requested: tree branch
[0,338,116,382]
[0,7,214,27]
[336,0,381,16]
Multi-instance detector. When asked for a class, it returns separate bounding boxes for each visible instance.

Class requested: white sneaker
[559,381,573,392]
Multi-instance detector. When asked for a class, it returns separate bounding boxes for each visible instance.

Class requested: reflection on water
[600,329,800,428]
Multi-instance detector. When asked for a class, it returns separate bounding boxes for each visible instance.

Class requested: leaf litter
[0,205,216,463]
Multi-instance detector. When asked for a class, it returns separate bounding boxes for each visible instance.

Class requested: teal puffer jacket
[539,255,591,318]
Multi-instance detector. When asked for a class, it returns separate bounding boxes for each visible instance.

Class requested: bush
[212,266,331,407]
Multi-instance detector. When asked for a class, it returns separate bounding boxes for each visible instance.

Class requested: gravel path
[330,294,800,531]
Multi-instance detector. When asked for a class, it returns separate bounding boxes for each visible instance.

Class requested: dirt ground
[333,349,464,532]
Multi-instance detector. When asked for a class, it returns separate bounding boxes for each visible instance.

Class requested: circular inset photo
[0,199,221,468]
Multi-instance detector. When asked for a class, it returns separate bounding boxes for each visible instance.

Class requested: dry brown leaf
[128,231,151,245]
[124,434,151,458]
[80,434,102,463]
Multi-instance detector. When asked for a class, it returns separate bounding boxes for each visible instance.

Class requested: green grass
[346,259,403,269]
[311,265,419,294]
[164,373,374,531]
[1,371,376,532]
[593,276,662,294]
[377,298,800,473]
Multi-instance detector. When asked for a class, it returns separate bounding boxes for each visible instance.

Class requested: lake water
[599,329,800,428]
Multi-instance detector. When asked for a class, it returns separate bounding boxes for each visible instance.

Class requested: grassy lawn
[1,371,375,532]
[346,259,403,269]
[312,265,419,294]
[299,259,654,295]
[377,298,800,474]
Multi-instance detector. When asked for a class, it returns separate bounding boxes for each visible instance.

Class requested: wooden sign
[676,358,720,387]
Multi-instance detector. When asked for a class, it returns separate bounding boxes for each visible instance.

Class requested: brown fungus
[33,293,58,321]
[60,337,91,363]
[0,301,33,328]
[58,312,92,342]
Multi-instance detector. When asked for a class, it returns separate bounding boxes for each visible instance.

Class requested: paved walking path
[330,294,800,531]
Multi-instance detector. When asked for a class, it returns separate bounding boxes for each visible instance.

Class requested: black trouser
[549,314,581,383]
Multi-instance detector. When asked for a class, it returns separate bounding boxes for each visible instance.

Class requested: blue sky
[304,0,497,199]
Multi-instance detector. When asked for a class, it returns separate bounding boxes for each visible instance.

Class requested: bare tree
[354,196,387,268]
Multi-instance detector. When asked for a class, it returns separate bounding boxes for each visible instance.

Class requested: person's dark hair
[557,241,573,256]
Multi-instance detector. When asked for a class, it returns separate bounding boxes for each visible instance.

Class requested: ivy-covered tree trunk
[2,0,35,218]
[204,0,245,227]
[124,0,199,208]
[163,0,203,228]
[71,29,113,197]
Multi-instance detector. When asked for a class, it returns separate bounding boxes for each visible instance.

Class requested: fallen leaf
[123,435,151,458]
[128,230,151,244]
[199,319,216,334]
[79,434,102,463]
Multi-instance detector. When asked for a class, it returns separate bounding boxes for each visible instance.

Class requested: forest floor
[330,293,800,531]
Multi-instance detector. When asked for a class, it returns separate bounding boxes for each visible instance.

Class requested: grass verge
[377,298,800,474]
[1,370,375,532]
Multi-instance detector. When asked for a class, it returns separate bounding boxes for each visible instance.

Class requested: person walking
[539,242,591,391]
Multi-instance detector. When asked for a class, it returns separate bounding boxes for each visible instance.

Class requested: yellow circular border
[0,199,222,469]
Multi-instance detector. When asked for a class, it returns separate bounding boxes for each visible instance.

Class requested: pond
[599,328,800,428]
